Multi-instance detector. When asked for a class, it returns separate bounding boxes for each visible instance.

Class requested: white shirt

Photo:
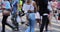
[48,1,53,11]
[22,2,34,13]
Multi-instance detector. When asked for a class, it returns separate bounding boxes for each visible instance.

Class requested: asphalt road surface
[0,12,60,32]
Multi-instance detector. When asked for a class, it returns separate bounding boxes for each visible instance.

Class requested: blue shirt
[12,0,19,8]
[12,0,19,13]
[2,1,11,9]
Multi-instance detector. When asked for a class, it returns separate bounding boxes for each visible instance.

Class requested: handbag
[3,10,10,16]
[2,1,11,16]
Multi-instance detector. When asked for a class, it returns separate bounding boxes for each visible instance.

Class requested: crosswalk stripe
[35,23,60,31]
[51,22,60,26]
[0,15,60,32]
[35,27,60,31]
[52,27,60,31]
[0,22,60,31]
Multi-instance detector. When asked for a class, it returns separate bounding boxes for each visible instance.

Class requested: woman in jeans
[22,0,37,32]
[1,0,14,32]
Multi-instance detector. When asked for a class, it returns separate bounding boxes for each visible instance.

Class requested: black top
[34,0,50,16]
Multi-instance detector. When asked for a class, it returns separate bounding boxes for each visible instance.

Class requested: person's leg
[5,23,14,29]
[12,14,19,31]
[11,9,19,31]
[36,19,41,31]
[25,13,36,32]
[25,19,36,32]
[25,19,31,32]
[40,20,45,32]
[29,13,36,32]
[15,15,19,30]
[30,19,36,32]
[2,15,8,32]
[40,15,47,32]
[45,16,49,31]
[19,11,25,24]
[36,19,41,25]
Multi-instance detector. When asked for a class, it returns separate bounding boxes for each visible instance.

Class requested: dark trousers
[40,15,49,32]
[2,15,14,32]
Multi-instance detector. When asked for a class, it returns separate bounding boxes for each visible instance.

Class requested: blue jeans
[12,7,17,15]
[25,13,36,32]
[11,7,19,30]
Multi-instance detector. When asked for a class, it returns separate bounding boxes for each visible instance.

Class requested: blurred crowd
[0,0,60,32]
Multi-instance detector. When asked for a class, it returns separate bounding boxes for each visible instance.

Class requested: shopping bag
[17,16,21,23]
[21,15,27,22]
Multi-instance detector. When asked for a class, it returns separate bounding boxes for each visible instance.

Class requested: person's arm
[33,1,37,13]
[51,2,55,12]
[17,0,19,9]
[15,0,19,15]
[22,4,27,13]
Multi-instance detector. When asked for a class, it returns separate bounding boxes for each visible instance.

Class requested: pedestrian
[1,0,14,32]
[18,0,25,24]
[36,0,50,32]
[11,0,19,31]
[52,0,58,20]
[22,0,37,32]
[48,0,53,31]
[48,0,53,20]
